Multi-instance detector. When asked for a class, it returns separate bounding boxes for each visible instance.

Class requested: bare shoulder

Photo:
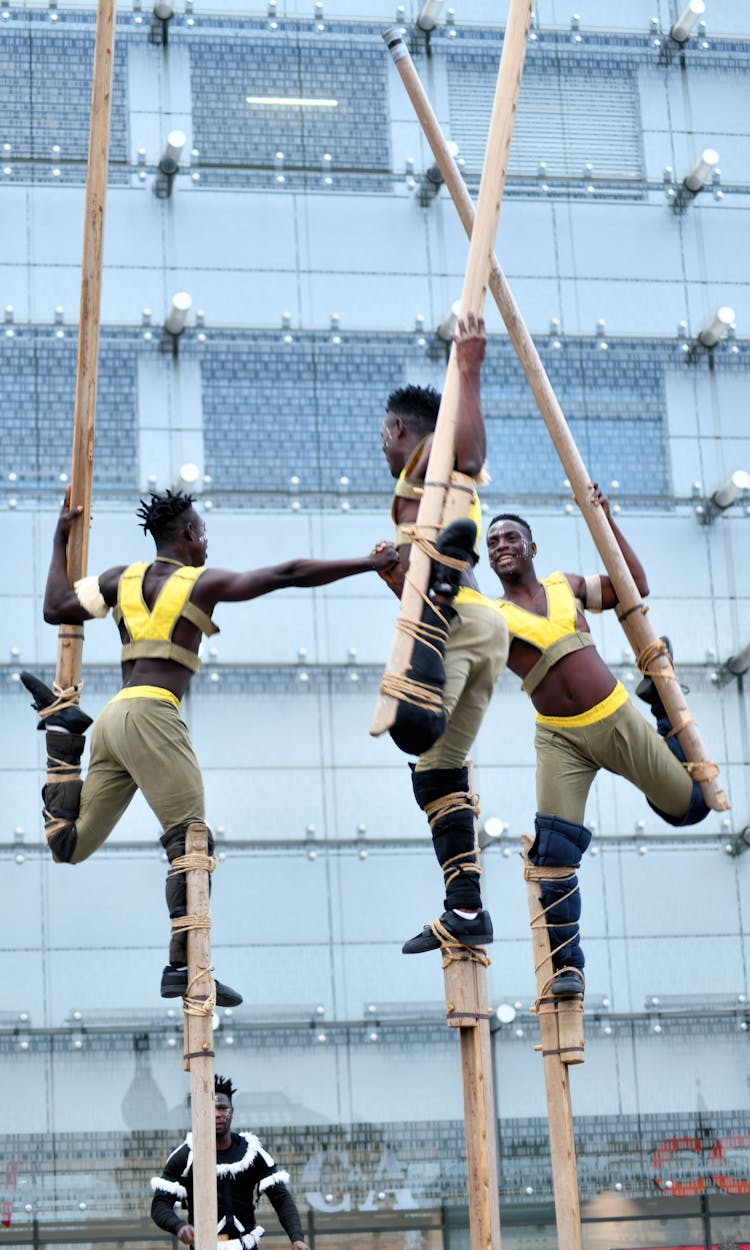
[98,565,128,604]
[563,571,586,596]
[190,566,243,607]
[411,435,433,481]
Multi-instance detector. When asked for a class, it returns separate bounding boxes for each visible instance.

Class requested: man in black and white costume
[150,1074,309,1250]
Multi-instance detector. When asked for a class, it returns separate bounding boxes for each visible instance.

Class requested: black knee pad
[46,822,79,864]
[162,822,213,966]
[390,704,447,757]
[412,764,470,810]
[412,766,481,910]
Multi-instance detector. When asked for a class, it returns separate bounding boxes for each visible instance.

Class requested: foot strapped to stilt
[402,909,493,957]
[635,636,686,708]
[432,916,491,968]
[20,671,93,734]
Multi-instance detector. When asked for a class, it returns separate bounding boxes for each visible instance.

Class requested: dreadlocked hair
[136,489,195,539]
[215,1074,236,1102]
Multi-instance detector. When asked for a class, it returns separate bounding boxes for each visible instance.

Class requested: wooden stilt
[381,32,728,813]
[443,954,501,1250]
[55,0,116,691]
[521,837,582,1250]
[371,0,535,738]
[182,822,218,1250]
[438,762,501,1250]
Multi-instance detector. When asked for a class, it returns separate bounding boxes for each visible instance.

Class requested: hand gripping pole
[371,0,535,741]
[381,32,728,814]
[56,0,116,694]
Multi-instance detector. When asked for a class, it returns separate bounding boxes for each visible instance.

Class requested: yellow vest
[495,571,595,694]
[391,438,482,555]
[114,562,218,675]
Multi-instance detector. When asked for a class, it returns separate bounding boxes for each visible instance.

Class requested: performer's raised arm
[453,312,487,477]
[568,484,649,613]
[42,489,123,625]
[22,488,397,1009]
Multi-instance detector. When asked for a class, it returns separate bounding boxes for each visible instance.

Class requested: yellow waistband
[535,680,628,728]
[110,685,181,711]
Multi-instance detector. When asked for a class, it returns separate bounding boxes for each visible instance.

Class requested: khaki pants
[72,696,205,862]
[416,600,508,771]
[535,696,694,825]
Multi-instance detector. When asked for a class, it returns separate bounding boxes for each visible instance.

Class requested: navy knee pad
[529,813,591,972]
[648,781,709,827]
[529,812,591,867]
[648,710,710,827]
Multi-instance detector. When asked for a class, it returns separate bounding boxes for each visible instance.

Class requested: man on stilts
[486,488,710,997]
[23,488,397,1002]
[375,314,508,954]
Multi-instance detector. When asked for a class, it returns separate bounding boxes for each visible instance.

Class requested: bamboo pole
[183,823,218,1250]
[441,762,501,1250]
[371,0,535,738]
[55,0,116,693]
[383,36,728,813]
[521,837,582,1250]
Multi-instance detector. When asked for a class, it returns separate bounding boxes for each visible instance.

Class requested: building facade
[0,1,749,1247]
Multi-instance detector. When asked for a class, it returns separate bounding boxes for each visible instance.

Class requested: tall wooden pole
[444,956,501,1250]
[521,838,582,1250]
[182,823,218,1250]
[440,762,501,1250]
[382,39,728,814]
[372,0,535,738]
[55,0,116,692]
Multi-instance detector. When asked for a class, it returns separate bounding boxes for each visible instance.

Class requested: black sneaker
[550,968,585,998]
[20,671,93,734]
[160,965,243,1008]
[429,519,477,599]
[635,637,674,706]
[402,909,493,955]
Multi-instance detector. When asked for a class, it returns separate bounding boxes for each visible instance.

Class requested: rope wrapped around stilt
[35,681,84,723]
[430,917,491,970]
[523,859,582,1009]
[171,897,217,1018]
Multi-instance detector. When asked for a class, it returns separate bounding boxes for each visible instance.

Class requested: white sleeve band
[584,574,603,613]
[74,575,110,618]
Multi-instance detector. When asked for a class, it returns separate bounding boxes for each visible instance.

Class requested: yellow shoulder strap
[116,562,150,633]
[391,437,429,524]
[543,571,578,634]
[119,564,205,642]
